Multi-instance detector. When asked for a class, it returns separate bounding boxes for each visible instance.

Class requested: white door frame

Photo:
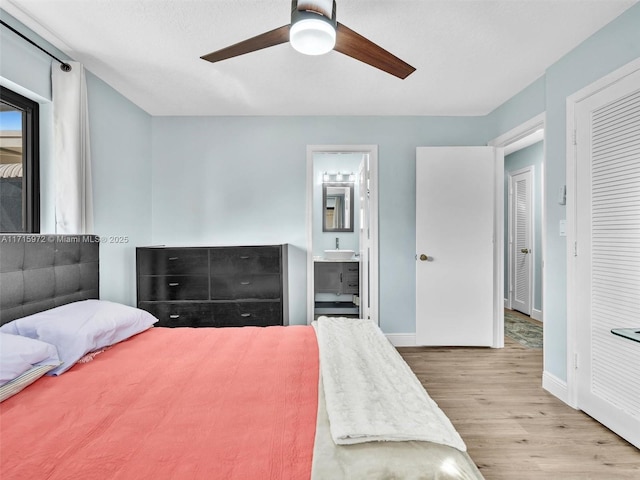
[566,57,640,409]
[489,112,546,349]
[305,145,379,325]
[507,165,535,315]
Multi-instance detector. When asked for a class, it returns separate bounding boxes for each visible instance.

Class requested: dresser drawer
[212,302,282,327]
[137,248,209,275]
[139,302,215,327]
[138,275,209,301]
[210,274,281,300]
[210,246,281,275]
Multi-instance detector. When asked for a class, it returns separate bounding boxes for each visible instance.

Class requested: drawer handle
[239,255,250,260]
[168,257,179,261]
[240,281,251,285]
[169,314,180,319]
[240,313,251,318]
[168,282,180,287]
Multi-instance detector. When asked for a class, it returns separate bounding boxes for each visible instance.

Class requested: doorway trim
[566,56,640,410]
[489,112,546,349]
[305,145,379,325]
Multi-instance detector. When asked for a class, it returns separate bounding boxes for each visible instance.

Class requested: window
[0,87,39,232]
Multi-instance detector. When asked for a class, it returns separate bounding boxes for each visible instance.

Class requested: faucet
[335,237,339,249]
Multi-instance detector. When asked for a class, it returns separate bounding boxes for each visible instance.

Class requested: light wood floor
[398,339,640,480]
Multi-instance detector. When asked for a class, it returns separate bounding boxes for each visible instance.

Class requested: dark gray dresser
[136,245,288,327]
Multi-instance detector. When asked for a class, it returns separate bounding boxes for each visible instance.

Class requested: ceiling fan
[200,0,415,79]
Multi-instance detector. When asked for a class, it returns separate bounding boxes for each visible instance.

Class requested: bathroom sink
[323,249,355,260]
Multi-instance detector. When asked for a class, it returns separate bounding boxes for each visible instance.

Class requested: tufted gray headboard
[0,235,99,325]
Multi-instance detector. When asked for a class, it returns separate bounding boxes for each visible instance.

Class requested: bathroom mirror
[322,183,354,232]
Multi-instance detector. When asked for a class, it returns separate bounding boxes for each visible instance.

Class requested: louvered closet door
[575,68,640,448]
[511,169,533,315]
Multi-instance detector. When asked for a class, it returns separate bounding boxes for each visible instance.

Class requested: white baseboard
[542,371,571,406]
[386,334,416,347]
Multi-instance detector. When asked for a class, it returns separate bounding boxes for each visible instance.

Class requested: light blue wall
[0,13,52,102]
[488,76,546,139]
[503,141,543,313]
[0,9,153,306]
[86,72,152,305]
[487,3,640,382]
[151,116,489,329]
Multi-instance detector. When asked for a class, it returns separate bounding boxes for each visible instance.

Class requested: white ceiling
[2,0,637,116]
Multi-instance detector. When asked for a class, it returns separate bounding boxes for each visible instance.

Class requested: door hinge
[573,129,577,146]
[574,352,579,370]
[574,241,578,257]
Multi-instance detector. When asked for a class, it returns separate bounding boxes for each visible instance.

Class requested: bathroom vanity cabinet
[314,261,359,295]
[136,245,288,327]
[313,260,359,316]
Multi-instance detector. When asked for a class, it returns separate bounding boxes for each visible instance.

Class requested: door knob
[419,254,430,261]
[521,248,530,254]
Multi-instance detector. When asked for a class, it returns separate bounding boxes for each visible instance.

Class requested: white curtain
[52,61,93,233]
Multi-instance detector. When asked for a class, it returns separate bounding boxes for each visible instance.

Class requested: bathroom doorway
[305,145,379,325]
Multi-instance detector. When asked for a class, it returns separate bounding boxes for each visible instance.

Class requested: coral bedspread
[0,326,319,480]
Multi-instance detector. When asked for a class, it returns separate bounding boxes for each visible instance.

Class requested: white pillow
[0,332,60,385]
[0,300,158,375]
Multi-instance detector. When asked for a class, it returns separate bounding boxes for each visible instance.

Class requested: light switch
[559,220,567,236]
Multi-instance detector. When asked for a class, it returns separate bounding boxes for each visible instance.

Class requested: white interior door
[573,68,640,448]
[416,147,495,346]
[510,168,533,315]
[358,154,370,320]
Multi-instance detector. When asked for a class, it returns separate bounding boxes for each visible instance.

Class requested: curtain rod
[0,19,71,72]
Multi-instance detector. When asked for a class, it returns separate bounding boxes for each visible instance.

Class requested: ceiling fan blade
[201,25,291,63]
[334,22,415,79]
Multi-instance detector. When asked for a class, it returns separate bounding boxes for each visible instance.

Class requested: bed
[0,234,484,480]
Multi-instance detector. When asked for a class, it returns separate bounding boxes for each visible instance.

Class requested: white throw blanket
[316,317,467,451]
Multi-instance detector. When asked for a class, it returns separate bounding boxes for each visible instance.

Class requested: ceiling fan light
[290,18,336,55]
